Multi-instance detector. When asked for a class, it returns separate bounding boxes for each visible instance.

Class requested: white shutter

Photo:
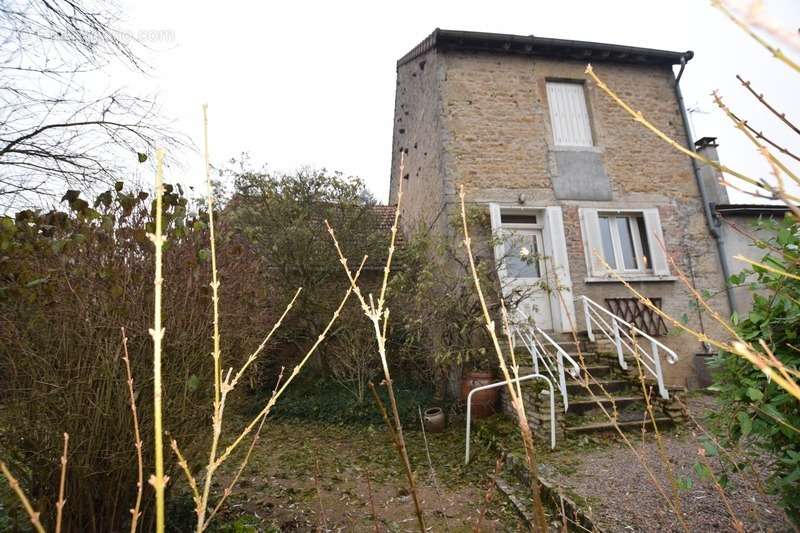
[545,207,576,332]
[579,208,605,276]
[643,208,670,276]
[547,82,593,147]
[488,203,505,273]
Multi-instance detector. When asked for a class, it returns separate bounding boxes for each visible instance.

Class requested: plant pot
[422,407,446,433]
[461,370,497,419]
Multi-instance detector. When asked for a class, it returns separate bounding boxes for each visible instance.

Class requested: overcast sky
[116,0,799,203]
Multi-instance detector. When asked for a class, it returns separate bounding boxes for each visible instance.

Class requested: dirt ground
[211,417,523,531]
[208,395,794,532]
[541,395,794,532]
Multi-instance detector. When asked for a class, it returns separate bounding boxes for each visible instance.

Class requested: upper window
[546,81,594,147]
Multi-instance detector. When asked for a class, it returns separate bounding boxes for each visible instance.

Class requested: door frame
[489,203,576,333]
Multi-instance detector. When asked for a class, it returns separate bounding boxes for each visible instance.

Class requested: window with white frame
[546,81,594,147]
[580,208,671,279]
[597,213,651,272]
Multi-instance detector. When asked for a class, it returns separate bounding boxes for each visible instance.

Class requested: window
[579,208,670,279]
[503,232,542,279]
[597,214,651,272]
[546,81,593,147]
[500,213,538,224]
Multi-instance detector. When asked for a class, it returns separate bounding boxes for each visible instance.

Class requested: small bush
[270,376,437,427]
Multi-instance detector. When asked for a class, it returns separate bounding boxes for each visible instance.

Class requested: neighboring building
[389,29,736,389]
[716,202,794,316]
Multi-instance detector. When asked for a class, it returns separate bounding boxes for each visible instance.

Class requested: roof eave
[397,28,693,68]
[715,203,793,216]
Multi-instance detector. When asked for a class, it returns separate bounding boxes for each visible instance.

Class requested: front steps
[502,333,686,440]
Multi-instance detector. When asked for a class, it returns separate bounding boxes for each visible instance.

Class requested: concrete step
[566,415,673,434]
[513,349,602,366]
[566,394,644,415]
[577,363,612,378]
[566,378,630,395]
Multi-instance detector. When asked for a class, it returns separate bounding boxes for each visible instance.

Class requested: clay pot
[422,407,446,433]
[461,370,497,419]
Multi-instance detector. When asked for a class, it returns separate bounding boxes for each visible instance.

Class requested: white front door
[498,226,553,329]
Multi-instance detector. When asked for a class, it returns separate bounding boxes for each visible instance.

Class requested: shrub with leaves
[0,184,271,532]
[711,214,800,520]
[390,223,492,396]
[390,208,540,397]
[226,165,389,377]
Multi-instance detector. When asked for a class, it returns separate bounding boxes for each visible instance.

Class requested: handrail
[511,312,580,411]
[579,295,677,399]
[465,373,556,464]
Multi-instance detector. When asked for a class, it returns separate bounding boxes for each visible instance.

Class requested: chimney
[694,136,729,206]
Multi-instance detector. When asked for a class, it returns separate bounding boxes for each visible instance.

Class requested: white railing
[512,312,580,411]
[464,373,556,464]
[579,295,677,399]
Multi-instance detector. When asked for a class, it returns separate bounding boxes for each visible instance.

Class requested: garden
[1,1,799,532]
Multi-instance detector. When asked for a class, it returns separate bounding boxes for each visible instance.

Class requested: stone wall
[390,50,449,236]
[499,376,565,444]
[390,49,733,388]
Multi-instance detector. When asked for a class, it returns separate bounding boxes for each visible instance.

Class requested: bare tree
[0,0,185,210]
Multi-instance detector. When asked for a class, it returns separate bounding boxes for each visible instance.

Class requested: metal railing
[464,373,555,464]
[579,295,677,399]
[512,312,581,411]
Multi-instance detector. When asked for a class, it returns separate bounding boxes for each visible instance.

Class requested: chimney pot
[695,136,718,150]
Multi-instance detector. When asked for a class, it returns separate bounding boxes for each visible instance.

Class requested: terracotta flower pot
[422,407,446,433]
[461,370,497,419]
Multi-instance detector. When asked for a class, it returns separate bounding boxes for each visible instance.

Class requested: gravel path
[543,396,793,532]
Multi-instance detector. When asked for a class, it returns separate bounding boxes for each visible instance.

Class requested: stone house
[388,29,737,391]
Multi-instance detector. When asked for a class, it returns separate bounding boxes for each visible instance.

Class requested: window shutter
[643,208,670,276]
[545,207,576,333]
[579,208,605,276]
[488,203,505,272]
[547,82,593,147]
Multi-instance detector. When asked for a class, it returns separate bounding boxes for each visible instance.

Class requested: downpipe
[674,54,737,322]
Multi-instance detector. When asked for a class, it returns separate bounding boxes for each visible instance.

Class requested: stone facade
[389,32,733,388]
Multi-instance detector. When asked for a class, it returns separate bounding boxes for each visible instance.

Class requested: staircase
[505,330,685,441]
[554,334,676,435]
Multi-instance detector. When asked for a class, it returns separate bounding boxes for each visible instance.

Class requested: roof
[398,29,693,68]
[715,203,793,216]
[370,204,404,243]
[309,204,404,270]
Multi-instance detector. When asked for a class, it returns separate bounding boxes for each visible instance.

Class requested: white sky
[117,0,800,203]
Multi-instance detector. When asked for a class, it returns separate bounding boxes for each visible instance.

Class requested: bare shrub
[328,327,380,404]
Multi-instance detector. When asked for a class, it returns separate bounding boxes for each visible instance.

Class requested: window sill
[584,275,678,284]
[549,145,603,154]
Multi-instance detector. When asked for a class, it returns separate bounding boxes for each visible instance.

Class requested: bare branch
[712,0,800,73]
[54,432,69,533]
[736,75,800,136]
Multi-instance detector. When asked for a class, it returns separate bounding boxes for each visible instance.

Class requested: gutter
[674,54,737,314]
[398,29,691,68]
